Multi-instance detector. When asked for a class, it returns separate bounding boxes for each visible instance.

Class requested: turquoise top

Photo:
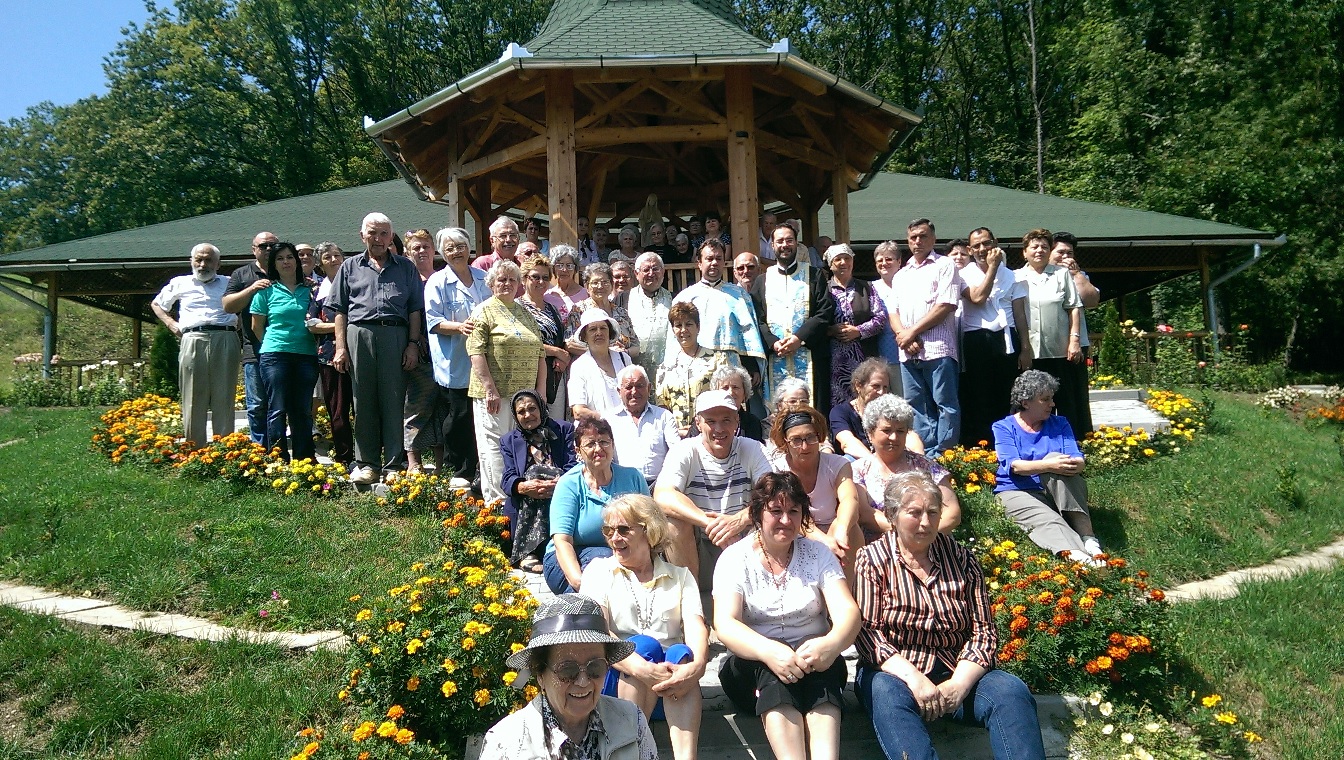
[251,282,317,355]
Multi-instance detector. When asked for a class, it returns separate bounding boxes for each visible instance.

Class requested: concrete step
[1087,388,1146,403]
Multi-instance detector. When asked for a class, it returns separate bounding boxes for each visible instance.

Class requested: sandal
[518,557,543,574]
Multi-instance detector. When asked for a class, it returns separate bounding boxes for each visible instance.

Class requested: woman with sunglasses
[580,494,707,760]
[544,415,650,595]
[484,593,656,760]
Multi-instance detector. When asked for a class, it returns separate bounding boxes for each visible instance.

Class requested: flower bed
[90,394,184,466]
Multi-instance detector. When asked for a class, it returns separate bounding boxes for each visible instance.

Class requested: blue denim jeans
[243,361,269,445]
[900,356,961,455]
[259,352,319,462]
[856,666,1045,760]
[542,545,613,595]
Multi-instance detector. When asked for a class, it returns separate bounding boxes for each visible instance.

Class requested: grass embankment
[1172,566,1344,760]
[1087,391,1344,587]
[0,407,443,631]
[0,607,344,759]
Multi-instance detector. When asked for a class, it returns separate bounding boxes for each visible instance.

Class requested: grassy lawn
[1087,391,1344,587]
[1171,565,1344,760]
[0,607,343,759]
[0,407,444,631]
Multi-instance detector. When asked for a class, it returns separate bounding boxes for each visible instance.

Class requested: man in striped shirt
[654,389,771,586]
[890,218,962,454]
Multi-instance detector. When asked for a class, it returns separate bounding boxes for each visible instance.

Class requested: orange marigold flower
[394,728,415,745]
[1149,589,1166,602]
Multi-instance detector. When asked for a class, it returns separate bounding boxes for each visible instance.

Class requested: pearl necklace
[622,567,657,632]
[757,533,794,590]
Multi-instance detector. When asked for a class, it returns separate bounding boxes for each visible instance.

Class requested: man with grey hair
[618,251,673,379]
[223,230,279,444]
[328,212,425,483]
[603,364,681,486]
[152,243,240,449]
[757,211,777,261]
[473,216,521,272]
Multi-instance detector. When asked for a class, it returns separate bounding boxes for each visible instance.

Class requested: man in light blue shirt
[425,227,492,485]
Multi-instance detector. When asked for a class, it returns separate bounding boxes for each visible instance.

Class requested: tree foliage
[2,0,1341,369]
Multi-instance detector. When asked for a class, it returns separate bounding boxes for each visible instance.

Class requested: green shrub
[1096,303,1131,381]
[146,323,180,399]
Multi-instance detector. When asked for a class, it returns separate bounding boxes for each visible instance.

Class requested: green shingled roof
[819,173,1273,243]
[0,173,1274,271]
[525,0,771,58]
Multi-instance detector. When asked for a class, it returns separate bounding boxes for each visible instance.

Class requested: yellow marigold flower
[462,636,476,650]
[406,638,424,654]
[474,688,492,706]
[443,658,458,673]
[441,680,458,697]
[504,671,519,685]
[387,705,405,719]
[377,720,398,737]
[510,643,526,654]
[394,728,415,745]
[387,621,405,633]
[338,689,349,700]
[352,721,376,742]
[407,676,420,691]
[1243,731,1263,743]
[303,741,320,755]
[524,684,539,701]
[355,609,373,622]
[1202,694,1222,708]
[1216,711,1238,725]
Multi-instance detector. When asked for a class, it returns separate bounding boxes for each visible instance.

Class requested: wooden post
[725,68,758,254]
[473,178,491,255]
[546,70,579,247]
[131,316,143,359]
[831,170,850,244]
[1197,248,1212,335]
[44,273,58,378]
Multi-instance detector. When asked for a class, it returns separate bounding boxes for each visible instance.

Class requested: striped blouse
[855,532,997,674]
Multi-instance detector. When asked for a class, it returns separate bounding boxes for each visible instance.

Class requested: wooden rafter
[757,130,840,170]
[792,106,838,159]
[753,78,835,118]
[498,103,545,136]
[576,78,659,129]
[459,110,504,164]
[577,124,729,147]
[645,79,727,125]
[460,135,547,180]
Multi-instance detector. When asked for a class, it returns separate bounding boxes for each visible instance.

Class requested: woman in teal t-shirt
[250,241,319,461]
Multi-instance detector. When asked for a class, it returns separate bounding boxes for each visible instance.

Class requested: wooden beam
[547,70,579,247]
[757,130,840,170]
[576,78,657,129]
[459,109,504,164]
[753,78,835,118]
[577,123,729,147]
[792,106,838,159]
[725,68,759,255]
[498,103,545,136]
[645,79,727,124]
[838,106,896,154]
[756,158,804,211]
[131,317,143,359]
[572,65,724,84]
[469,179,491,254]
[831,168,850,244]
[459,134,547,180]
[775,66,829,97]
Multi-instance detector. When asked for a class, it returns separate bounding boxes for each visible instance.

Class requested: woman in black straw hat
[481,594,657,760]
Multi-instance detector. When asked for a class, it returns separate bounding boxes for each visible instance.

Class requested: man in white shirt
[619,252,673,380]
[655,390,772,585]
[151,243,240,449]
[757,211,777,261]
[604,365,681,486]
[1050,231,1097,433]
[959,227,1031,446]
[890,218,962,454]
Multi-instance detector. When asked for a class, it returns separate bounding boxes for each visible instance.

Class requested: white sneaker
[1067,549,1106,568]
[349,465,377,485]
[449,477,471,489]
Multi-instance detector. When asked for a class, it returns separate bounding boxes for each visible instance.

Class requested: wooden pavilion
[363,0,921,256]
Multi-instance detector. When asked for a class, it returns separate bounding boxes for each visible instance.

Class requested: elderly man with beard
[328,212,425,484]
[751,223,836,412]
[152,243,241,449]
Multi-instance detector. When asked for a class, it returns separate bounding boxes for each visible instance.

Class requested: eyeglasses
[254,242,279,251]
[443,243,469,252]
[786,433,820,449]
[554,262,576,270]
[581,438,614,451]
[525,274,548,282]
[600,524,643,538]
[551,658,610,683]
[494,233,520,240]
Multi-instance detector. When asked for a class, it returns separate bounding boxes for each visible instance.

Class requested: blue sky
[0,0,153,121]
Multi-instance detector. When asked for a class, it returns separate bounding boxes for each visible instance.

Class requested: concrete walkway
[1163,535,1344,602]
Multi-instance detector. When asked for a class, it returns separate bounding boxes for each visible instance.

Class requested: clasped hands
[764,639,837,685]
[908,672,972,722]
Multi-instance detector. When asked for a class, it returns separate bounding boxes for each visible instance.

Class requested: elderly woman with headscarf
[502,389,578,573]
[581,494,708,760]
[545,415,651,595]
[824,244,888,408]
[851,394,960,539]
[467,260,547,506]
[855,471,1045,760]
[992,369,1104,565]
[481,594,656,760]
